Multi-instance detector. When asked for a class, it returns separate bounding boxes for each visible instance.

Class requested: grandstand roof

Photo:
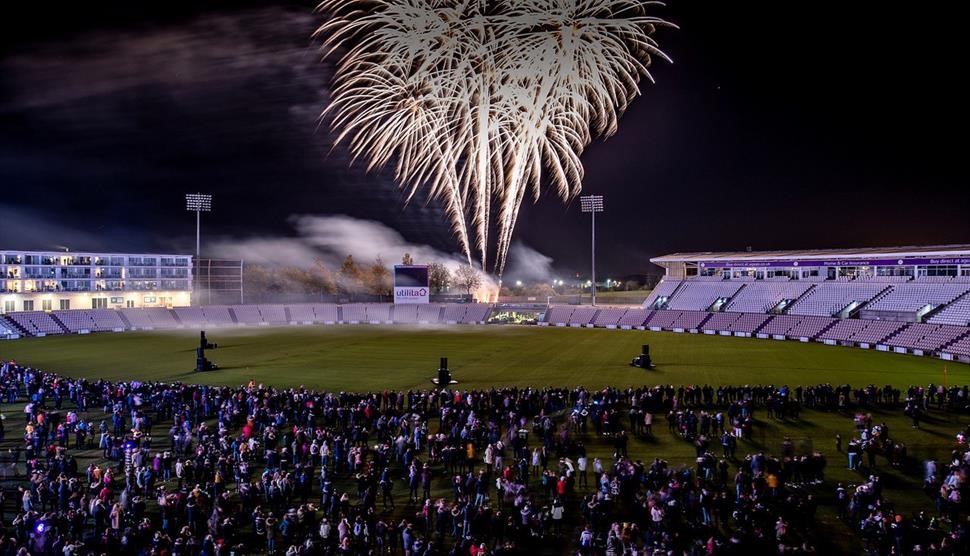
[652,245,970,264]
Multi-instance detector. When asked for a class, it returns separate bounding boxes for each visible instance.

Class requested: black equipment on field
[195,330,219,372]
[433,357,456,387]
[630,344,654,369]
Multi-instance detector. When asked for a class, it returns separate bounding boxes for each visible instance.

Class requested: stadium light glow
[580,195,604,306]
[185,193,213,259]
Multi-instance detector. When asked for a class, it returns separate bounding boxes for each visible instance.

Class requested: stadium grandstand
[3,245,970,363]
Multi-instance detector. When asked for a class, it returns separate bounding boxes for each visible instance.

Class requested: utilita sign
[393,287,429,304]
[393,265,431,304]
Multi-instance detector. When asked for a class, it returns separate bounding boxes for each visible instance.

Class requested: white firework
[316,0,672,274]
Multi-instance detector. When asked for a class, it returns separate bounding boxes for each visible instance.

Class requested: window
[3,300,14,313]
[23,300,34,311]
[126,300,135,308]
[60,299,70,310]
[41,299,52,311]
[91,298,108,309]
[110,297,124,304]
[143,296,157,304]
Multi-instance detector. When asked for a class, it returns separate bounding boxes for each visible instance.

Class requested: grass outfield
[1,325,964,391]
[2,325,967,553]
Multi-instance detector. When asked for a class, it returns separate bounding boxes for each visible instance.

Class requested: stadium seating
[340,304,366,323]
[702,311,772,335]
[848,320,907,345]
[201,305,235,326]
[788,316,837,339]
[701,312,741,332]
[52,310,95,333]
[927,294,970,326]
[173,307,206,328]
[257,305,288,324]
[0,315,18,338]
[311,303,339,324]
[417,304,443,323]
[461,304,491,324]
[143,308,178,328]
[724,281,813,313]
[592,307,627,327]
[646,310,710,330]
[943,334,970,358]
[6,311,67,335]
[364,303,391,324]
[786,282,888,317]
[285,304,316,323]
[666,281,745,311]
[864,283,970,313]
[392,304,419,324]
[912,325,968,351]
[618,308,652,328]
[566,306,598,326]
[231,305,263,325]
[643,279,681,309]
[53,309,128,333]
[441,304,467,324]
[727,313,772,334]
[855,275,913,283]
[759,315,835,339]
[5,283,970,363]
[543,306,574,326]
[120,308,153,329]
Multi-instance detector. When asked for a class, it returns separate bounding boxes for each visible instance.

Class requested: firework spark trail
[316,0,672,275]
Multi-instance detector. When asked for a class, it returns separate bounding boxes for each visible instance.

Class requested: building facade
[651,245,970,280]
[0,250,192,313]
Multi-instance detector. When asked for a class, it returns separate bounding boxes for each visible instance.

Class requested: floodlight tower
[580,195,604,306]
[185,193,212,259]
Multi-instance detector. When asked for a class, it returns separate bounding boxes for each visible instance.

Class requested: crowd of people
[0,358,968,555]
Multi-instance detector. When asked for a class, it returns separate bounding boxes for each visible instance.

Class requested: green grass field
[2,325,964,391]
[2,325,966,553]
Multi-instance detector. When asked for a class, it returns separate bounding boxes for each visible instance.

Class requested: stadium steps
[711,283,747,312]
[1,315,29,337]
[47,313,72,334]
[662,281,687,309]
[865,285,895,307]
[2,315,29,335]
[751,315,775,335]
[881,323,913,344]
[923,289,970,323]
[846,285,894,318]
[647,280,687,310]
[170,310,183,325]
[940,328,970,352]
[781,284,817,314]
[812,319,841,340]
[284,307,292,323]
[117,311,133,329]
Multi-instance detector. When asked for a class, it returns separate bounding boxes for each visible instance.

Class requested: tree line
[243,254,482,300]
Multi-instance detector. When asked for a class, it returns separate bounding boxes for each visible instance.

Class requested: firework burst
[316,0,672,274]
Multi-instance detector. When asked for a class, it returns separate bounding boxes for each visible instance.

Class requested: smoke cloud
[208,214,555,283]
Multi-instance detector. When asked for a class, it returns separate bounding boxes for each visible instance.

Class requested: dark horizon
[1,1,967,279]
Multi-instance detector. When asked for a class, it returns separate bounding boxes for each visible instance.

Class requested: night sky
[1,1,967,278]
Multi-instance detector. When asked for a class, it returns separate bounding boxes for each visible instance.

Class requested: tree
[429,262,451,293]
[453,264,482,296]
[338,255,363,293]
[366,256,392,298]
[401,252,414,266]
[311,259,339,294]
[243,264,285,301]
